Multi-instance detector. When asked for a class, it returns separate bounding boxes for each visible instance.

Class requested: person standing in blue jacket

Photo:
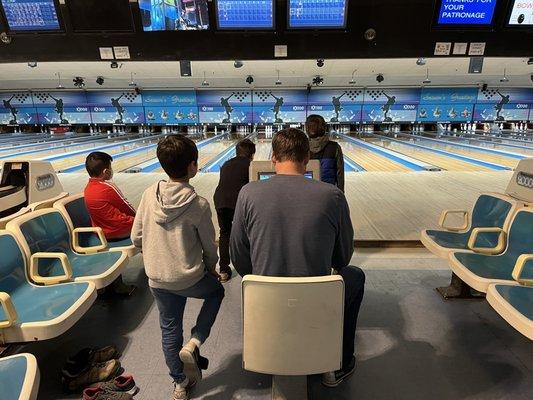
[306,114,345,192]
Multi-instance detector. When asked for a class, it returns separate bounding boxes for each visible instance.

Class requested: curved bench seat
[487,284,533,340]
[0,354,40,400]
[421,193,519,259]
[0,232,96,344]
[5,210,128,290]
[54,193,139,258]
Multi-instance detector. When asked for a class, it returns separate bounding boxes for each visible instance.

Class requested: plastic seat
[0,353,40,400]
[5,209,129,290]
[54,193,139,258]
[242,275,344,399]
[29,191,68,211]
[448,208,533,293]
[0,207,30,230]
[487,284,533,340]
[421,193,520,259]
[0,232,96,344]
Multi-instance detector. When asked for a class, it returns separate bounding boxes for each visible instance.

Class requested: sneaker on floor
[179,341,204,383]
[219,270,232,283]
[64,360,122,392]
[91,374,139,396]
[321,356,356,388]
[64,346,119,377]
[83,387,133,400]
[172,379,196,400]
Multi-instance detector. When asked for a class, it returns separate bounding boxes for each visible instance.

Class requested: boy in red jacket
[84,151,136,295]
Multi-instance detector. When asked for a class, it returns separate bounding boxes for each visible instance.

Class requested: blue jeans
[151,274,225,383]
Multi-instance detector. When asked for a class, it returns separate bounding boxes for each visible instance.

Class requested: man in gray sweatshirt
[231,128,365,388]
[131,135,224,400]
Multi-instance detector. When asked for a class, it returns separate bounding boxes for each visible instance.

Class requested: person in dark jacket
[213,139,256,282]
[306,114,345,192]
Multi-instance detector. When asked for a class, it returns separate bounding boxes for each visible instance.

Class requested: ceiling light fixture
[349,69,357,85]
[500,68,509,83]
[55,72,64,89]
[275,69,282,85]
[422,68,431,84]
[416,58,427,66]
[96,76,105,86]
[234,60,244,68]
[202,71,210,86]
[73,76,85,88]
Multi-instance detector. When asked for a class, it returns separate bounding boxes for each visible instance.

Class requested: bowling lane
[152,139,237,173]
[338,141,411,172]
[438,135,533,156]
[364,137,492,171]
[51,137,162,172]
[400,136,520,169]
[253,140,272,161]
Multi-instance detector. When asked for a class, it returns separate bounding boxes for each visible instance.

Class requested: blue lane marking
[344,157,365,172]
[0,134,104,154]
[374,134,510,171]
[41,135,163,162]
[338,133,425,171]
[61,142,159,173]
[140,135,223,173]
[203,147,237,173]
[404,133,525,160]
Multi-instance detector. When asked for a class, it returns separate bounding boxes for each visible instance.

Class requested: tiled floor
[26,249,533,400]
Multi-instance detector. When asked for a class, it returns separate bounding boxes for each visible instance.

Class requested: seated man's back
[231,174,353,277]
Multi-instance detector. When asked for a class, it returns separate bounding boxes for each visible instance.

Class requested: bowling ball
[518,14,525,24]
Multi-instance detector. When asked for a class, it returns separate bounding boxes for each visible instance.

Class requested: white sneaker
[172,379,196,400]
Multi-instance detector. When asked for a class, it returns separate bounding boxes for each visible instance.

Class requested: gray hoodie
[131,180,218,291]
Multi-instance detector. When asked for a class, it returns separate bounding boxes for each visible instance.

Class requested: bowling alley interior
[0,1,532,399]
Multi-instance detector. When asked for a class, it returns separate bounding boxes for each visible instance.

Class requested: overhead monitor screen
[139,0,209,31]
[436,0,498,25]
[258,172,313,180]
[1,0,60,31]
[508,0,533,25]
[216,0,274,29]
[66,0,134,32]
[288,0,348,29]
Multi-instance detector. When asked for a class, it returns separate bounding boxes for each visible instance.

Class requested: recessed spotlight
[234,60,244,68]
[316,59,324,68]
[96,76,105,86]
[27,61,37,68]
[416,58,426,66]
[73,76,85,88]
[376,73,384,83]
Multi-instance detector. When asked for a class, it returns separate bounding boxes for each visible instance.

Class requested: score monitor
[434,0,498,27]
[0,0,60,31]
[139,0,209,31]
[507,0,533,26]
[288,0,348,29]
[216,0,274,30]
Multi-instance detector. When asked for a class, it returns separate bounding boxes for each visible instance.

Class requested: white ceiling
[0,58,531,90]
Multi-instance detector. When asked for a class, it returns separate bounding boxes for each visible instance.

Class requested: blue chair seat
[454,253,515,281]
[487,284,533,340]
[41,251,123,280]
[424,230,471,250]
[78,233,132,250]
[494,285,533,320]
[0,282,91,324]
[0,354,39,400]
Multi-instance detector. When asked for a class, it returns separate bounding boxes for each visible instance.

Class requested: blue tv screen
[216,0,274,29]
[1,0,60,31]
[288,0,348,29]
[139,0,209,31]
[436,0,498,25]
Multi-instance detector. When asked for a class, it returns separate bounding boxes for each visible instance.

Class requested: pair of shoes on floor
[175,341,209,399]
[62,346,122,392]
[83,375,139,399]
[322,356,356,388]
[218,269,232,283]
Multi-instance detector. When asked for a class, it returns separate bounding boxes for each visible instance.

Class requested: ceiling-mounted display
[1,0,60,31]
[216,0,274,29]
[435,0,498,26]
[139,0,209,31]
[288,0,348,29]
[507,0,533,26]
[66,0,134,32]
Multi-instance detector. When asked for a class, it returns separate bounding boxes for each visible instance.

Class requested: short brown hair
[236,139,256,158]
[306,114,327,138]
[157,135,198,179]
[272,128,310,163]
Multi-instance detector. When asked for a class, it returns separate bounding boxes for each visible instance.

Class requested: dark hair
[236,139,256,158]
[157,135,198,179]
[85,151,113,177]
[306,114,327,138]
[272,128,310,163]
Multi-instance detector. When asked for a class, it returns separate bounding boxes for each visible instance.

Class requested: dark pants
[339,266,365,368]
[151,275,225,383]
[216,208,235,274]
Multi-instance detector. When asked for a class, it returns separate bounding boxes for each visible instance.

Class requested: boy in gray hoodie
[131,135,224,400]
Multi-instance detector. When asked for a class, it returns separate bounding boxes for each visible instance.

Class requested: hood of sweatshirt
[154,181,198,225]
[309,134,330,154]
